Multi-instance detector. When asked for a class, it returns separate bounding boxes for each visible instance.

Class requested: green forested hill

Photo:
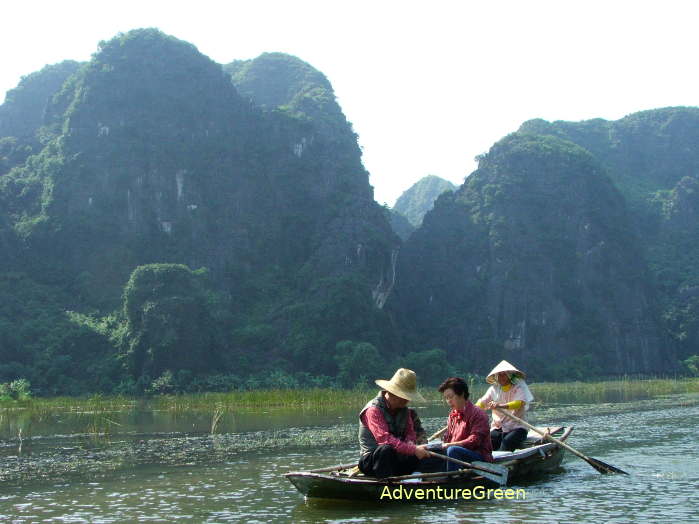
[0,29,694,394]
[0,29,399,394]
[0,61,82,177]
[388,133,672,378]
[224,52,359,155]
[519,108,699,361]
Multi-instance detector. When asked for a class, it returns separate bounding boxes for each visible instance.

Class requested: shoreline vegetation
[1,377,698,413]
[1,378,698,485]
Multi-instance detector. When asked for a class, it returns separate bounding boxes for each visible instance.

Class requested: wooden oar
[386,468,477,482]
[307,453,507,485]
[425,450,508,485]
[427,426,448,441]
[493,408,628,475]
[308,462,358,473]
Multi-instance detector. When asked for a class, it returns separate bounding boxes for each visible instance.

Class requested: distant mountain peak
[393,175,456,227]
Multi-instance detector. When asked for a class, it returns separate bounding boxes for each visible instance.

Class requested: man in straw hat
[476,360,534,452]
[358,368,431,478]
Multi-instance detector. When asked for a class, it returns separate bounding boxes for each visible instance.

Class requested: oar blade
[471,461,509,485]
[493,408,628,476]
[587,457,628,475]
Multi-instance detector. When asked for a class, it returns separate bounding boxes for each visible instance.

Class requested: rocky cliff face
[224,52,399,303]
[0,29,398,377]
[393,175,456,227]
[389,210,416,241]
[520,108,699,199]
[0,61,83,272]
[0,61,82,175]
[520,108,699,360]
[0,30,689,388]
[389,133,671,376]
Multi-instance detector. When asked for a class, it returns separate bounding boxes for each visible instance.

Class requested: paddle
[386,469,481,482]
[425,450,508,485]
[307,452,508,485]
[427,426,448,441]
[308,462,358,473]
[492,408,628,475]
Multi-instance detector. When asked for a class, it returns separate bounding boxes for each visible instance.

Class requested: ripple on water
[1,399,699,522]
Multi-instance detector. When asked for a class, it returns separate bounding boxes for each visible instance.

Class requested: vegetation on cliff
[520,108,699,362]
[0,28,693,395]
[0,29,400,395]
[393,175,456,227]
[389,133,670,378]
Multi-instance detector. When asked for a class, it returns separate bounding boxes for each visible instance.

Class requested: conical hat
[486,360,526,384]
[375,368,426,402]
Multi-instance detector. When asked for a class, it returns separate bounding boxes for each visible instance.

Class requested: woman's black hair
[437,377,469,400]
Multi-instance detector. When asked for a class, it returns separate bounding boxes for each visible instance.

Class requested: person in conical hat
[358,368,431,478]
[476,360,534,452]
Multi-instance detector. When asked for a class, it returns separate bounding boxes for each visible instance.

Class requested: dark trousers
[445,446,485,471]
[359,444,419,478]
[425,446,484,472]
[491,427,527,452]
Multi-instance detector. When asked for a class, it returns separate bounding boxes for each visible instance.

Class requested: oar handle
[427,425,448,441]
[492,408,587,461]
[425,449,500,476]
[308,462,358,473]
[426,449,470,468]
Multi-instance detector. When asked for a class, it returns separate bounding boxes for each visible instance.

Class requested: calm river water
[1,394,698,523]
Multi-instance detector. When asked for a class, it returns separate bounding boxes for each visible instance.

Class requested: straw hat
[486,360,526,384]
[375,368,426,402]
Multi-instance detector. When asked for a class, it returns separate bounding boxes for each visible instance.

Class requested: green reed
[150,388,379,412]
[1,378,697,415]
[529,377,699,405]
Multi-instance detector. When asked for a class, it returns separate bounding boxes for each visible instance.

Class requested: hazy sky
[2,0,697,205]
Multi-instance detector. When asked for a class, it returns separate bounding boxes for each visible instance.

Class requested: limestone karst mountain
[393,175,456,228]
[0,29,398,391]
[0,29,692,391]
[389,133,672,377]
[520,108,699,362]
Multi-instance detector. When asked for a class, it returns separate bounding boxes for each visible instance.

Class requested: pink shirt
[360,405,417,455]
[443,401,493,462]
[477,383,529,432]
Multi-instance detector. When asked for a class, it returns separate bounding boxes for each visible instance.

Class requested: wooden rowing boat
[285,426,572,501]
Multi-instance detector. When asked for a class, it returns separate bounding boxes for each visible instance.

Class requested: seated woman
[436,377,493,471]
[476,360,534,452]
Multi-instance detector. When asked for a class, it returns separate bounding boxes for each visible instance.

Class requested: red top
[360,405,417,455]
[443,400,493,462]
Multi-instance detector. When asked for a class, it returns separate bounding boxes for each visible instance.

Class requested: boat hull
[286,426,572,501]
[286,472,500,502]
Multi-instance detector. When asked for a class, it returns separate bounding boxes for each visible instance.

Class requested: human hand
[415,445,429,460]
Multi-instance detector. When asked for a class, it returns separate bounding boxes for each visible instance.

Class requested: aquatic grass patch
[0,394,136,441]
[1,378,697,416]
[149,388,382,411]
[529,377,699,405]
[0,394,137,413]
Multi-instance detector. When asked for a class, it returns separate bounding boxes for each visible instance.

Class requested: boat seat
[490,426,563,460]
